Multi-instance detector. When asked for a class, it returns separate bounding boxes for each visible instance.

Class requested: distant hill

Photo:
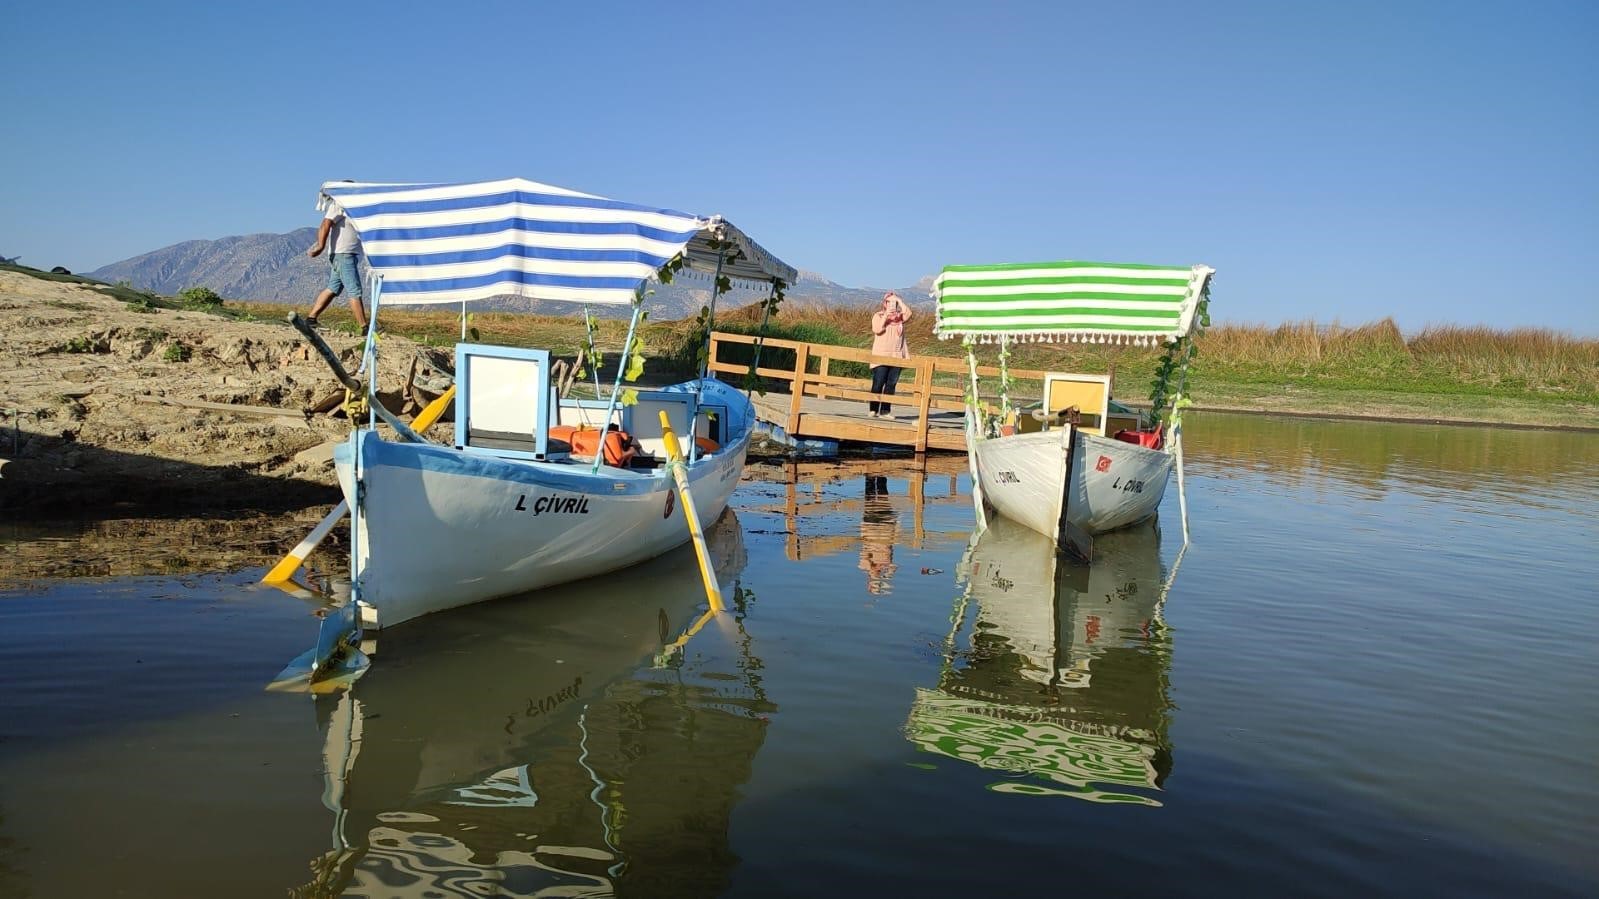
[86,230,931,320]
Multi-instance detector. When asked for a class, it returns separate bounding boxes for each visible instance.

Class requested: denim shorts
[326,252,363,298]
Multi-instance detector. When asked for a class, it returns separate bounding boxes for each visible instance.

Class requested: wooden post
[787,342,810,434]
[819,356,831,378]
[914,359,934,453]
[911,465,926,548]
[785,462,800,560]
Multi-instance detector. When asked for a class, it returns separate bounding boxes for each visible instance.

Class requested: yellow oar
[262,385,456,584]
[658,410,724,613]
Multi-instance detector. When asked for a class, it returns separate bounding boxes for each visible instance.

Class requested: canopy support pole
[699,249,727,384]
[583,306,602,400]
[591,301,644,474]
[691,248,728,463]
[745,287,776,398]
[964,340,988,532]
[997,334,1012,422]
[1174,422,1190,545]
[360,275,383,431]
[1169,339,1197,546]
[459,300,466,341]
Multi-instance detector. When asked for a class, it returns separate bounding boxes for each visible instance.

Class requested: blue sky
[2,0,1594,332]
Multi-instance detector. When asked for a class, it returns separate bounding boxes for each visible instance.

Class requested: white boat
[295,177,797,630]
[336,377,753,627]
[933,260,1216,556]
[968,420,1174,541]
[904,514,1177,805]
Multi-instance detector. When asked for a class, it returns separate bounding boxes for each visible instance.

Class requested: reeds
[235,300,1599,402]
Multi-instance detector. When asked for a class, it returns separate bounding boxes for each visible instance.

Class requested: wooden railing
[708,331,1052,452]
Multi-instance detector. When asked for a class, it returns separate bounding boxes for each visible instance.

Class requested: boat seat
[625,394,694,458]
[1042,373,1112,437]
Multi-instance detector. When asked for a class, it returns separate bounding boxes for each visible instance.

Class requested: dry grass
[231,300,1599,405]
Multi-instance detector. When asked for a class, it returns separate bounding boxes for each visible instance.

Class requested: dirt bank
[0,271,435,516]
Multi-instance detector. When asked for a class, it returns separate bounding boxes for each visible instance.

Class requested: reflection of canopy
[319,178,797,305]
[933,260,1214,345]
[906,689,1163,805]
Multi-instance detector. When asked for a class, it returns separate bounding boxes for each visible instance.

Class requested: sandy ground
[0,271,439,515]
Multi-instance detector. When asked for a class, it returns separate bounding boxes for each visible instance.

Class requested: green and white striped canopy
[933,261,1215,345]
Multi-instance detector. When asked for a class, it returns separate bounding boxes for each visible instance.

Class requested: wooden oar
[262,384,456,584]
[658,410,725,613]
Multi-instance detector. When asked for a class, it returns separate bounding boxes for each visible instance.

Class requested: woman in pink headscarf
[868,292,913,418]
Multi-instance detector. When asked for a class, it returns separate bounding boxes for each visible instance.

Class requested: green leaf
[624,351,646,382]
[620,388,639,407]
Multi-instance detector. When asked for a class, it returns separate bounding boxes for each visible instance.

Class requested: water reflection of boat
[905,515,1175,806]
[299,511,772,897]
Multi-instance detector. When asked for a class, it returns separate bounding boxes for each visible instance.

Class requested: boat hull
[971,427,1172,544]
[336,379,751,628]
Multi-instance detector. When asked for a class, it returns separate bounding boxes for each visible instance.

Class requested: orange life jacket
[551,425,632,465]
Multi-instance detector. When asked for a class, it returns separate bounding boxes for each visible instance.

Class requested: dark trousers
[869,365,902,414]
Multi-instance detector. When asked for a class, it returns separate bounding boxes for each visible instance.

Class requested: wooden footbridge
[708,331,1055,454]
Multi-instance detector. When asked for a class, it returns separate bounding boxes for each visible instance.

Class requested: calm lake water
[1,413,1596,897]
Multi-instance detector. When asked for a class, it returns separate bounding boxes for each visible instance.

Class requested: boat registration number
[514,493,592,515]
[1111,477,1145,494]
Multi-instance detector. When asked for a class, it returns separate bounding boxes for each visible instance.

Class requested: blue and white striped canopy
[319,178,796,305]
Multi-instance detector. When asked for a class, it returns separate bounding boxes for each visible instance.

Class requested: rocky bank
[0,270,440,515]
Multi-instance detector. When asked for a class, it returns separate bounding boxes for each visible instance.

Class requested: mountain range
[85,228,933,320]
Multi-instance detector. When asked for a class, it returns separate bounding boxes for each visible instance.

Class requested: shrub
[162,342,192,363]
[178,286,223,308]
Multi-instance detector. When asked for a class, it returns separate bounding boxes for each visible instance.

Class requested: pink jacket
[870,299,913,365]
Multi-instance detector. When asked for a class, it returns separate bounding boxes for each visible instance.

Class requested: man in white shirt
[305,192,367,330]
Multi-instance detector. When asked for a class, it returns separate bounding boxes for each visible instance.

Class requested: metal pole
[699,249,726,384]
[361,275,383,431]
[964,341,988,532]
[997,334,1011,421]
[349,427,363,604]
[591,302,644,474]
[583,306,602,399]
[691,249,727,463]
[745,289,775,398]
[1174,420,1190,546]
[1170,337,1196,546]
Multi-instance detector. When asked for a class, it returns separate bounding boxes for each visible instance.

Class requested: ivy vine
[996,336,1013,417]
[619,299,649,407]
[1148,282,1211,427]
[573,308,603,382]
[742,277,787,394]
